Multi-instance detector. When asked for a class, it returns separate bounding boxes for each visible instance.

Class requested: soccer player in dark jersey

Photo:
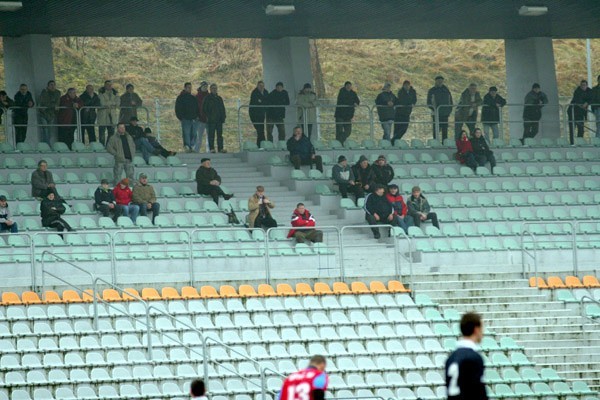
[279,355,329,400]
[445,312,488,400]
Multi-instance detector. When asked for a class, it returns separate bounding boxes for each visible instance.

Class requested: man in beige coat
[247,186,277,229]
[107,123,136,184]
[98,80,120,144]
[296,83,318,139]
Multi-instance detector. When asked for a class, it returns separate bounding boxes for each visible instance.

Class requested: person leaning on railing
[13,83,35,144]
[38,80,61,145]
[0,90,15,127]
[296,83,318,140]
[249,80,269,147]
[334,81,360,145]
[79,84,101,143]
[119,83,143,124]
[481,86,506,142]
[57,88,83,150]
[521,83,548,144]
[454,83,482,141]
[567,79,592,145]
[592,75,600,138]
[97,80,120,145]
[393,80,417,144]
[266,82,290,142]
[427,75,453,142]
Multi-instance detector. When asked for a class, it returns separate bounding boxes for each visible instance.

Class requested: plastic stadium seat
[62,290,83,303]
[181,286,200,299]
[529,277,548,288]
[388,280,410,293]
[103,289,122,302]
[547,276,566,289]
[369,281,389,293]
[582,275,600,288]
[238,285,258,297]
[314,282,333,295]
[258,284,277,296]
[565,276,584,288]
[2,292,22,305]
[141,288,161,301]
[200,286,219,299]
[332,282,351,294]
[122,288,141,301]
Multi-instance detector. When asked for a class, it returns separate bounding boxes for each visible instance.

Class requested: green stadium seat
[291,170,307,180]
[552,382,573,396]
[549,151,563,161]
[541,165,557,175]
[154,215,171,228]
[160,187,178,197]
[535,181,550,191]
[243,141,259,151]
[476,166,490,176]
[459,167,474,176]
[420,153,434,163]
[403,153,417,163]
[155,171,171,182]
[533,382,555,396]
[523,138,537,146]
[494,383,515,398]
[443,167,458,177]
[344,139,360,149]
[411,139,425,148]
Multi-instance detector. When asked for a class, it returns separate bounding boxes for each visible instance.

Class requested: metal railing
[520,229,538,279]
[77,105,151,143]
[581,295,600,331]
[237,104,306,150]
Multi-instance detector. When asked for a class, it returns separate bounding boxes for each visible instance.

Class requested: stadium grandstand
[0,1,600,399]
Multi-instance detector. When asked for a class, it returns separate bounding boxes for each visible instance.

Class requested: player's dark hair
[190,378,205,397]
[460,312,482,336]
[309,355,326,366]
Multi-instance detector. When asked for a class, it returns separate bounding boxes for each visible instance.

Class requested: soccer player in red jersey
[279,355,328,400]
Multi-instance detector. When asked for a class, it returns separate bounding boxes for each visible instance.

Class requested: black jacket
[40,198,66,227]
[175,90,199,121]
[0,96,15,124]
[203,93,226,124]
[196,167,221,192]
[94,186,116,207]
[396,87,417,118]
[249,88,269,121]
[14,91,34,119]
[481,93,506,124]
[569,86,593,120]
[371,164,395,186]
[352,163,375,188]
[592,84,600,112]
[364,193,393,219]
[427,85,453,117]
[523,90,548,121]
[375,91,397,122]
[126,124,145,141]
[79,91,101,123]
[286,134,315,161]
[266,89,290,120]
[335,88,360,120]
[471,136,493,156]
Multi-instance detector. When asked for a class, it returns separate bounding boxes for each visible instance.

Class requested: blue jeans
[0,222,18,233]
[135,137,156,164]
[194,121,207,152]
[381,120,394,140]
[181,119,198,149]
[483,123,500,141]
[137,202,160,224]
[38,115,55,145]
[121,204,140,223]
[395,215,414,234]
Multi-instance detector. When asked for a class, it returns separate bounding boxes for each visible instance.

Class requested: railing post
[30,233,36,291]
[572,221,578,276]
[154,98,161,141]
[146,306,153,359]
[339,228,346,281]
[201,336,209,393]
[188,231,194,287]
[111,232,117,286]
[40,252,46,296]
[260,367,266,400]
[368,105,375,140]
[237,104,243,150]
[75,107,82,143]
[92,278,99,330]
[265,228,272,284]
[434,106,441,140]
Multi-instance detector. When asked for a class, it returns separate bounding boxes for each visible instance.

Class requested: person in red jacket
[287,203,323,244]
[386,184,414,234]
[112,178,140,223]
[57,88,84,149]
[456,130,477,171]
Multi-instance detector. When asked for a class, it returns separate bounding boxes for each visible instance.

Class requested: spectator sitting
[287,126,323,173]
[31,160,60,199]
[132,173,160,224]
[144,127,176,158]
[0,195,18,233]
[94,178,122,221]
[190,378,206,399]
[195,158,233,204]
[407,185,439,229]
[287,203,323,244]
[127,116,155,164]
[371,154,395,186]
[248,185,277,230]
[107,123,136,185]
[332,155,363,203]
[40,190,73,235]
[112,178,139,223]
[386,184,414,234]
[471,128,496,174]
[456,130,477,172]
[364,184,398,239]
[352,155,375,195]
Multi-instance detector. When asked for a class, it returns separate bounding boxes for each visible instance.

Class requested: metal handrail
[8,105,83,145]
[237,104,304,150]
[391,227,413,293]
[581,295,600,330]
[520,229,537,279]
[340,224,396,282]
[521,221,576,277]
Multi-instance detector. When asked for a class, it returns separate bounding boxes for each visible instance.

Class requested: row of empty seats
[1,155,183,170]
[529,276,600,289]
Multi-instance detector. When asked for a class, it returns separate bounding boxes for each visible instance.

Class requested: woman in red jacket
[57,88,84,149]
[112,178,140,223]
[385,184,414,234]
[456,130,478,171]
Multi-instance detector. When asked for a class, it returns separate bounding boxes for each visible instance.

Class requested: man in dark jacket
[394,80,417,144]
[80,85,101,143]
[175,82,199,152]
[38,80,61,145]
[427,76,453,142]
[119,83,143,123]
[144,127,176,158]
[249,81,269,146]
[481,86,506,142]
[287,126,323,172]
[266,82,290,142]
[471,128,496,173]
[195,82,209,152]
[334,81,360,144]
[57,88,83,149]
[521,83,548,143]
[127,117,154,164]
[332,155,363,202]
[31,160,59,199]
[41,190,73,235]
[364,185,398,239]
[454,83,482,140]
[14,84,35,143]
[592,75,600,138]
[203,83,227,153]
[567,80,592,144]
[195,158,233,204]
[375,83,397,140]
[0,91,15,126]
[352,155,375,194]
[407,186,439,229]
[94,178,122,220]
[371,155,395,186]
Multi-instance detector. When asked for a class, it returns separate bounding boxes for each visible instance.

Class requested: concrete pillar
[505,38,561,139]
[3,34,56,144]
[261,37,313,139]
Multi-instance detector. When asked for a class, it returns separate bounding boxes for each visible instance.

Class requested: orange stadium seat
[122,288,141,301]
[43,291,62,303]
[529,277,548,288]
[219,285,239,298]
[181,286,201,299]
[200,286,219,299]
[277,284,296,296]
[162,287,181,300]
[583,275,600,288]
[103,289,122,302]
[314,282,333,295]
[369,281,390,293]
[82,289,96,302]
[21,291,42,304]
[564,276,584,288]
[62,290,83,303]
[388,280,411,293]
[1,292,22,305]
[258,284,277,296]
[295,283,314,295]
[142,288,161,301]
[547,276,566,289]
[238,285,259,297]
[332,282,351,294]
[350,282,370,294]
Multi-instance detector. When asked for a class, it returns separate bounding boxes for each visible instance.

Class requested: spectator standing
[371,155,395,186]
[481,86,506,142]
[521,83,548,143]
[112,178,139,223]
[31,160,59,199]
[127,116,154,164]
[352,155,375,195]
[203,83,227,153]
[144,127,176,158]
[80,85,101,143]
[427,76,453,142]
[394,80,417,143]
[0,91,15,126]
[13,84,35,143]
[471,128,496,173]
[455,83,482,140]
[0,195,18,233]
[296,83,318,139]
[94,178,122,221]
[195,81,209,152]
[106,123,135,184]
[375,83,397,140]
[332,155,363,202]
[266,82,290,142]
[247,186,277,229]
[40,190,73,234]
[287,126,323,172]
[132,173,160,224]
[97,80,119,145]
[288,203,323,244]
[364,185,398,239]
[249,81,269,146]
[119,83,143,123]
[38,80,61,145]
[175,82,199,152]
[334,81,360,144]
[456,131,478,171]
[195,158,233,204]
[592,75,600,137]
[407,186,439,229]
[57,88,83,149]
[567,80,592,144]
[386,184,414,234]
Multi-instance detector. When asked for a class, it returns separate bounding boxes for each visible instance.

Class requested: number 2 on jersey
[448,362,460,396]
[287,382,311,400]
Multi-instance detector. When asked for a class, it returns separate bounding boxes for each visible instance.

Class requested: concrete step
[526,345,600,357]
[418,286,548,299]
[531,352,600,364]
[495,329,599,341]
[435,300,569,313]
[486,315,584,327]
[431,293,551,305]
[518,338,600,348]
[411,278,530,291]
[492,323,591,334]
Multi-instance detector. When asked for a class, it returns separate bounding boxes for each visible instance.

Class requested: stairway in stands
[412,272,600,391]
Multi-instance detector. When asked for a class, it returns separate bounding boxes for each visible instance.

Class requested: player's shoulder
[447,340,483,362]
